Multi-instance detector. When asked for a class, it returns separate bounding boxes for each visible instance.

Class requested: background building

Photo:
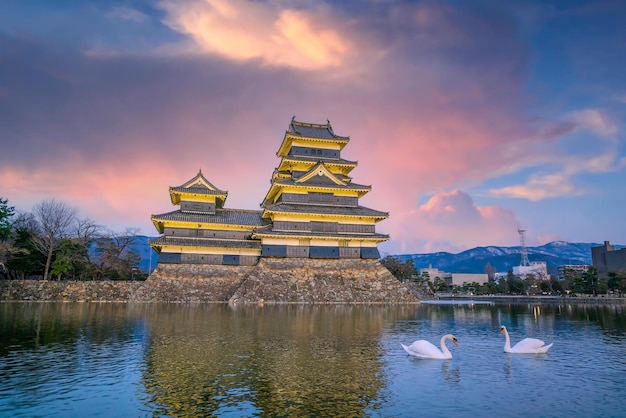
[513,261,548,280]
[557,264,590,280]
[592,241,626,278]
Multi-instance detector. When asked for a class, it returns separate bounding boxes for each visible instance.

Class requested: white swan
[401,334,458,359]
[500,325,553,354]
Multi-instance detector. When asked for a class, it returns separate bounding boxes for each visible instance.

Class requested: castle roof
[171,169,226,194]
[149,236,261,249]
[169,169,228,206]
[277,118,350,157]
[262,202,388,219]
[279,155,357,166]
[152,208,265,226]
[252,223,389,240]
[287,118,349,141]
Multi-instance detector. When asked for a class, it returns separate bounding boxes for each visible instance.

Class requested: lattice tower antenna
[518,229,530,266]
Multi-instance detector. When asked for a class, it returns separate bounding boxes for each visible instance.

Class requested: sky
[1,0,625,256]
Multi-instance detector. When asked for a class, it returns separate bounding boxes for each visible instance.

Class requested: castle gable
[295,162,346,187]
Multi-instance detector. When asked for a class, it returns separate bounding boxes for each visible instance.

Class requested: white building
[451,273,489,286]
[557,264,590,280]
[420,265,487,287]
[513,261,548,280]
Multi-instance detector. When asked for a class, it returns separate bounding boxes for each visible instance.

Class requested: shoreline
[438,294,626,304]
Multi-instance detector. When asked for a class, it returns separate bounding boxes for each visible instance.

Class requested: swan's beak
[500,328,505,334]
[453,338,458,346]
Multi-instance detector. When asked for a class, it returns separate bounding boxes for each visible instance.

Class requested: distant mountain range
[131,236,623,275]
[394,241,625,275]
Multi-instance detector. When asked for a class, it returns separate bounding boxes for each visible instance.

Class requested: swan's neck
[440,336,451,356]
[503,329,511,351]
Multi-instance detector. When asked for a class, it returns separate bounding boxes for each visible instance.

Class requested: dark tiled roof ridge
[290,118,331,129]
[171,170,227,193]
[150,236,261,249]
[263,202,389,217]
[169,186,227,195]
[288,117,349,141]
[151,208,266,226]
[153,207,263,216]
[271,178,371,189]
[251,229,389,240]
[281,155,358,165]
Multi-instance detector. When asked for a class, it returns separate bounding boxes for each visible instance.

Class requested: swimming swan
[500,325,553,354]
[401,334,458,359]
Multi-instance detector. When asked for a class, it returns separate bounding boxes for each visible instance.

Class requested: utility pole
[518,229,530,266]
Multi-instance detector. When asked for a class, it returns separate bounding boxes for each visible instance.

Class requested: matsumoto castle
[149,118,389,267]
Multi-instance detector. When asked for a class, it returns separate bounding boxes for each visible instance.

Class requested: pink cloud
[160,0,352,70]
[380,190,521,254]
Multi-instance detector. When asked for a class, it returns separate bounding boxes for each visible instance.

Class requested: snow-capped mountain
[393,241,624,275]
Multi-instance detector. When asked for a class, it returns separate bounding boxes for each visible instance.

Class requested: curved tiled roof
[169,186,227,195]
[263,203,388,218]
[251,226,389,240]
[152,209,266,226]
[150,236,261,249]
[271,177,371,190]
[288,118,349,141]
[280,155,357,166]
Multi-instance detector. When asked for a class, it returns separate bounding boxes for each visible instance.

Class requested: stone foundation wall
[229,258,426,303]
[1,259,431,303]
[134,264,254,302]
[0,280,141,302]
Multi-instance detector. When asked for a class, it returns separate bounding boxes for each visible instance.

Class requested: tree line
[380,256,626,296]
[0,197,148,281]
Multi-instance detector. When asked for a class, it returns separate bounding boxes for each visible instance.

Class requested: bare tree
[93,227,141,280]
[31,199,78,281]
[73,217,104,263]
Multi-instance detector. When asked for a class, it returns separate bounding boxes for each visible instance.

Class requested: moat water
[1,301,625,417]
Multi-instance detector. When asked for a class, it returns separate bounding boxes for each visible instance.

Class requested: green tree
[607,272,626,294]
[550,279,563,294]
[0,198,16,274]
[432,277,449,292]
[505,271,526,295]
[480,280,497,295]
[380,256,418,282]
[50,252,72,280]
[524,274,538,295]
[3,213,44,280]
[582,267,599,295]
[0,197,15,240]
[53,239,92,280]
[501,270,516,294]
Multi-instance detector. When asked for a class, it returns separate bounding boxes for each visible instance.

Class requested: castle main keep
[150,118,389,266]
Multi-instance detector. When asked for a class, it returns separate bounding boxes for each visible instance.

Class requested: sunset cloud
[571,109,619,137]
[159,0,352,69]
[488,108,623,201]
[488,173,579,201]
[382,190,521,255]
